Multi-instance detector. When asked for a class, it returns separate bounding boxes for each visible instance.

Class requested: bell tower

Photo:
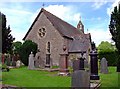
[77,17,84,33]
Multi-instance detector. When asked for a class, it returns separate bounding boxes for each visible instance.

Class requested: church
[23,8,92,68]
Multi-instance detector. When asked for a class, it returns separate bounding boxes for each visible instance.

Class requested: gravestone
[71,70,90,89]
[6,54,11,66]
[12,55,17,66]
[35,51,40,68]
[73,60,80,72]
[28,52,35,70]
[16,60,21,68]
[100,57,108,74]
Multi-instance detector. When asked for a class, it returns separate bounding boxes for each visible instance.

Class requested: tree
[18,40,38,66]
[2,13,15,54]
[97,41,116,53]
[97,41,117,66]
[109,3,120,72]
[12,41,22,54]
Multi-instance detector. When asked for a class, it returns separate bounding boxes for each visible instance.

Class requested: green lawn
[2,66,71,87]
[2,66,119,88]
[100,67,119,88]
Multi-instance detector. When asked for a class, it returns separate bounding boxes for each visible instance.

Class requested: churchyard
[1,48,119,88]
[2,66,119,88]
[1,2,120,88]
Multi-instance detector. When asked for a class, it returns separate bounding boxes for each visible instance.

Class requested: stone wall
[25,12,64,66]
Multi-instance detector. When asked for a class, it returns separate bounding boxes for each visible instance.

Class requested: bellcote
[77,19,84,33]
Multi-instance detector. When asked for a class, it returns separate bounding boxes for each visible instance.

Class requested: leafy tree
[97,41,116,53]
[97,41,117,66]
[1,13,15,54]
[12,41,22,54]
[109,3,120,72]
[18,40,38,66]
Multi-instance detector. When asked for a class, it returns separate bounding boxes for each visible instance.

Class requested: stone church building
[23,8,92,68]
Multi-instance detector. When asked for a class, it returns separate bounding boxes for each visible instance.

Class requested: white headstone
[16,60,21,68]
[28,52,35,69]
[100,57,108,74]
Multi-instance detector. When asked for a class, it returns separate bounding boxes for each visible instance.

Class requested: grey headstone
[71,70,90,89]
[73,60,80,72]
[100,57,108,74]
[28,52,35,69]
[35,52,40,68]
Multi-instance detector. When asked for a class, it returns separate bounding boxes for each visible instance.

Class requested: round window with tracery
[38,27,46,38]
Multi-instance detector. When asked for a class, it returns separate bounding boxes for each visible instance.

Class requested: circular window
[38,27,46,38]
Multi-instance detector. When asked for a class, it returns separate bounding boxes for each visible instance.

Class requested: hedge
[98,51,118,66]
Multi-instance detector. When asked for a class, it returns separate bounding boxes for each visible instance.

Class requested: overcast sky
[0,0,120,46]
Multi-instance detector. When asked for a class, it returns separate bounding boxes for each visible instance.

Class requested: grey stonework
[25,13,64,66]
[100,57,108,74]
[71,70,90,88]
[28,52,35,70]
[24,8,92,67]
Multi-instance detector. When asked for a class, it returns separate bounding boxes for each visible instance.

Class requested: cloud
[88,28,112,46]
[0,5,33,41]
[107,0,120,16]
[44,5,81,26]
[92,0,108,9]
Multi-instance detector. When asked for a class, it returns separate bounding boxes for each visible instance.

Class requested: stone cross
[28,52,35,70]
[71,70,90,88]
[100,57,108,74]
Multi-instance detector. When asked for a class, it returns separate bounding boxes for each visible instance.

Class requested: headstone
[16,60,21,68]
[71,70,90,89]
[28,52,35,70]
[12,54,17,66]
[89,49,99,80]
[73,60,80,72]
[59,54,69,75]
[35,52,40,68]
[100,57,108,74]
[6,54,11,66]
[68,60,73,67]
[2,54,5,64]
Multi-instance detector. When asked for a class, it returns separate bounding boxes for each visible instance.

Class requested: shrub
[2,64,9,72]
[18,40,38,66]
[98,51,118,66]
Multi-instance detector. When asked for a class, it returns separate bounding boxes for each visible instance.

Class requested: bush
[98,51,118,66]
[2,64,10,72]
[18,40,38,66]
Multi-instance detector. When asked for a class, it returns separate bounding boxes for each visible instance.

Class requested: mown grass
[2,66,119,88]
[2,66,70,87]
[100,67,119,88]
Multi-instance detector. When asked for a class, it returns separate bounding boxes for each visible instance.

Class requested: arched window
[47,42,50,53]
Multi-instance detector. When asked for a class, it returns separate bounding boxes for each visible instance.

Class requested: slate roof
[23,8,91,53]
[23,8,81,40]
[68,34,91,53]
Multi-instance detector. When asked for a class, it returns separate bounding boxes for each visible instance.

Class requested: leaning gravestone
[73,60,80,72]
[28,52,35,70]
[100,57,108,74]
[71,70,90,89]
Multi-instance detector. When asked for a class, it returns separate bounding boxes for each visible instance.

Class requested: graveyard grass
[2,66,119,88]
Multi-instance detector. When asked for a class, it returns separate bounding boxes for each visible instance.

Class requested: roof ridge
[42,8,77,29]
[41,8,81,38]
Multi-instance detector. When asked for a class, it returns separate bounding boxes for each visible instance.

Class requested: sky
[0,0,120,46]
